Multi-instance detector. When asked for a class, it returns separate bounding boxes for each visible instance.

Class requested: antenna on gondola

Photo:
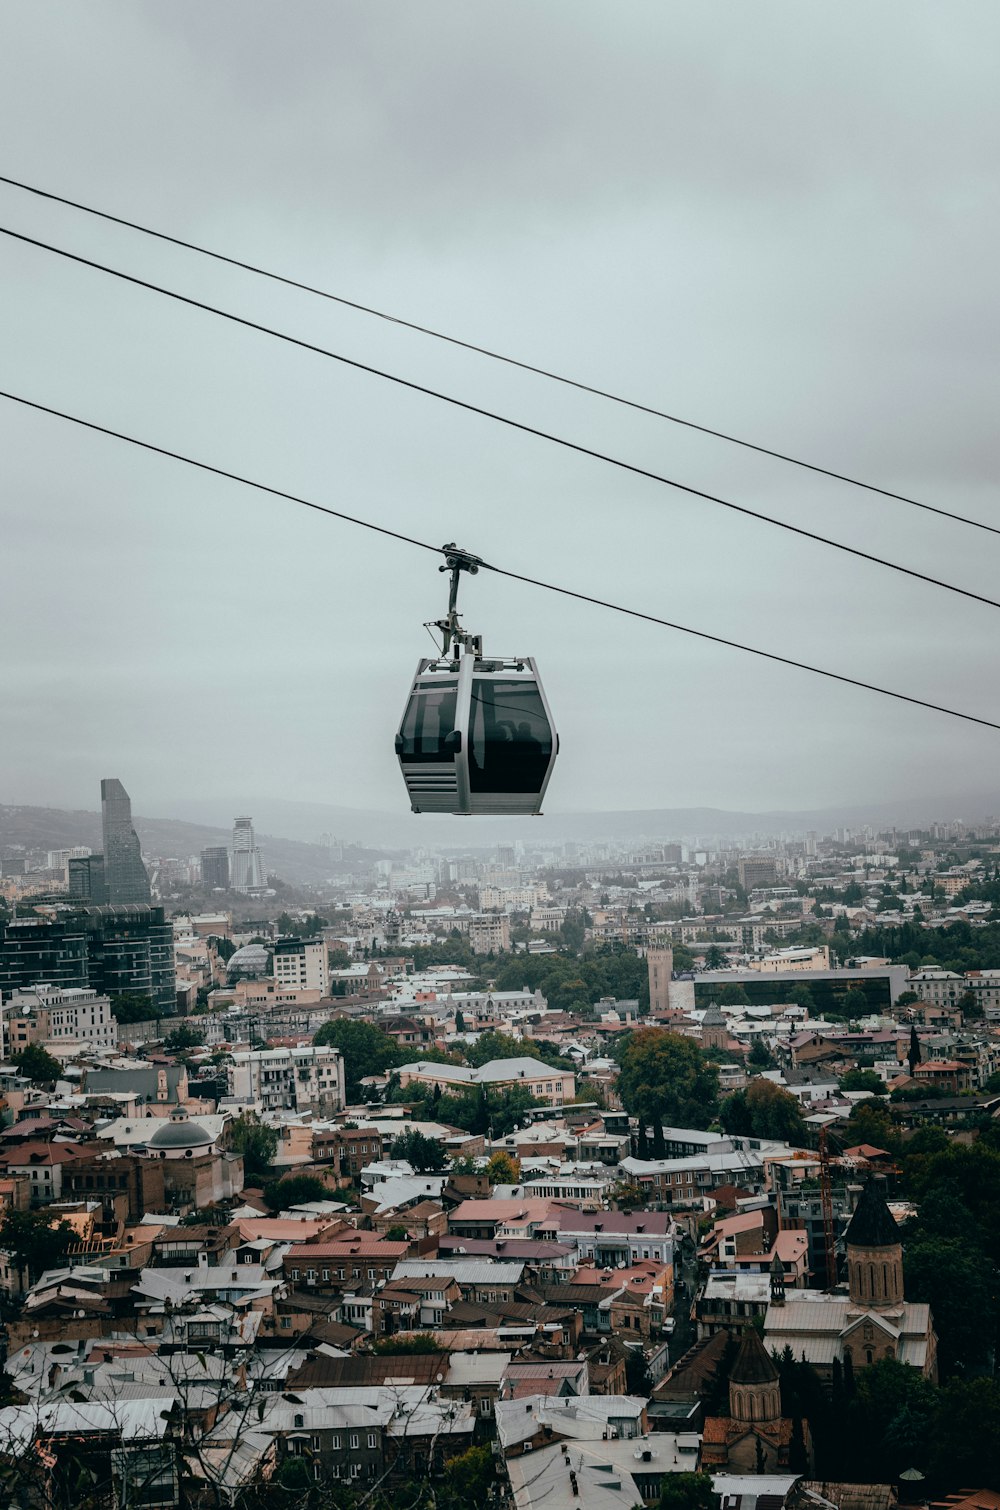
[431,542,484,661]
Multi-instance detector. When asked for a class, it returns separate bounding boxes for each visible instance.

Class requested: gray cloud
[1,2,999,831]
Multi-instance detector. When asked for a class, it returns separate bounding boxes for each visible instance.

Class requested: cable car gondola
[395,544,558,815]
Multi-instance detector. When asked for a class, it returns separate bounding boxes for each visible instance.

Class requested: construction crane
[818,1125,837,1289]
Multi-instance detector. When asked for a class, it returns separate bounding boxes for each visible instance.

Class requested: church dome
[148,1107,212,1150]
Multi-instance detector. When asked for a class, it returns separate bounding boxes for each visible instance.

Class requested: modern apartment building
[228,1045,346,1113]
[468,914,512,955]
[273,936,330,995]
[200,847,230,890]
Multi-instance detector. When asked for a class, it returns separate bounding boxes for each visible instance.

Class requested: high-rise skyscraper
[68,853,109,904]
[231,816,265,893]
[201,846,230,890]
[101,778,151,905]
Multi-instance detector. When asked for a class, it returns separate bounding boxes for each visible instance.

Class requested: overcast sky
[2,3,999,834]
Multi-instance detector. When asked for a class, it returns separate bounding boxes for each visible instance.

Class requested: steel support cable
[1,170,995,538]
[2,386,998,735]
[1,222,999,615]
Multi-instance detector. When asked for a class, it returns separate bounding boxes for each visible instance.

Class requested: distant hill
[0,805,381,887]
[5,787,1000,871]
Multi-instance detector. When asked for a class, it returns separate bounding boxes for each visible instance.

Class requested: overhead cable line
[2,222,999,619]
[2,385,998,736]
[1,170,995,540]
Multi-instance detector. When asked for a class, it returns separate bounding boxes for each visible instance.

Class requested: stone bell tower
[845,1180,904,1310]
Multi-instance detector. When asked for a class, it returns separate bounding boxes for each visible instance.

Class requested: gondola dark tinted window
[398,684,458,761]
[469,679,552,792]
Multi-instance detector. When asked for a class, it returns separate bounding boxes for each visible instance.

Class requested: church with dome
[142,1107,242,1210]
[701,1323,811,1473]
[763,1178,937,1381]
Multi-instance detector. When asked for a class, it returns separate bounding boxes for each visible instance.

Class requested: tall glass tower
[101,778,151,905]
[231,815,265,893]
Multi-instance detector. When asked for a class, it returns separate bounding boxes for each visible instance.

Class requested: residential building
[273,935,330,994]
[200,846,230,889]
[228,1044,346,1113]
[1,984,118,1057]
[468,914,512,954]
[738,857,779,889]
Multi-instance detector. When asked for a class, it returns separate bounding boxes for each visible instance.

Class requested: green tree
[787,984,815,1013]
[720,1079,807,1143]
[559,909,587,953]
[263,1174,331,1211]
[703,946,728,970]
[209,935,237,963]
[313,1018,403,1098]
[109,990,157,1024]
[372,1333,445,1355]
[163,1023,205,1053]
[903,1229,995,1376]
[748,1038,774,1070]
[439,1445,496,1510]
[929,1378,1000,1486]
[454,1009,466,1034]
[716,984,751,1007]
[844,1097,899,1154]
[228,1113,279,1180]
[0,1208,74,1283]
[393,1129,447,1172]
[13,1042,64,1085]
[839,1069,885,1095]
[657,1471,718,1510]
[615,1029,719,1131]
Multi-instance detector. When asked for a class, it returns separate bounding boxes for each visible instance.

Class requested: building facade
[101,778,151,905]
[200,847,230,890]
[231,816,266,894]
[273,936,330,995]
[229,1045,346,1113]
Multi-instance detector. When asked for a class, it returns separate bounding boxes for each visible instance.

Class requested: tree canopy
[263,1173,331,1212]
[0,1208,74,1283]
[615,1028,719,1133]
[313,1017,405,1098]
[228,1112,279,1180]
[12,1042,64,1085]
[720,1078,807,1143]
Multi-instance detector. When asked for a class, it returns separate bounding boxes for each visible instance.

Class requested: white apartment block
[2,984,118,1057]
[228,1045,345,1113]
[272,937,330,995]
